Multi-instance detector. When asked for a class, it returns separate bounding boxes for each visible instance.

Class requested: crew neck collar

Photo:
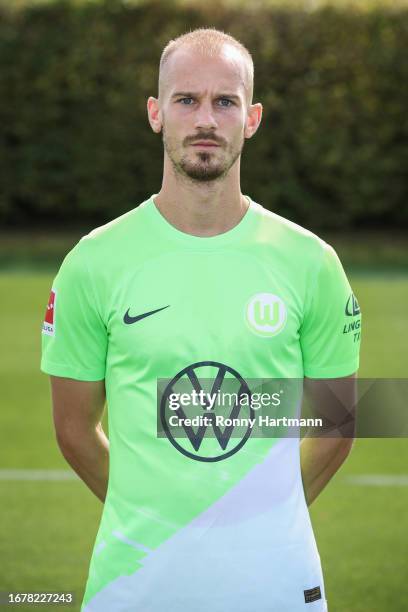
[146,193,257,248]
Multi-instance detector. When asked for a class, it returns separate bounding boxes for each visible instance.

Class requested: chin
[184,167,227,182]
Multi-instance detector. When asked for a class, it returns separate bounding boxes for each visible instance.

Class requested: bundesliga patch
[42,288,56,336]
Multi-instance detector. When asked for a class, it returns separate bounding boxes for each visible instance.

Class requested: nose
[194,100,218,131]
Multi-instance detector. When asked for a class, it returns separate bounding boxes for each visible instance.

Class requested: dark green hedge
[1,0,407,230]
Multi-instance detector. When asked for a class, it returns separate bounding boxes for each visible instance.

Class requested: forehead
[163,44,246,98]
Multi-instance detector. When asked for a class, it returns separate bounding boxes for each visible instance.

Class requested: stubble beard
[162,123,244,183]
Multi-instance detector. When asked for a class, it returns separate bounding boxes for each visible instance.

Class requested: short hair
[158,27,254,107]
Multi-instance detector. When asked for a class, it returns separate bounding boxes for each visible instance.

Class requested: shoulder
[82,196,152,247]
[250,199,331,264]
[63,196,154,268]
[54,197,155,291]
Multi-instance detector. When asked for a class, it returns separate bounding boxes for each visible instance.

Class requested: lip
[191,142,220,147]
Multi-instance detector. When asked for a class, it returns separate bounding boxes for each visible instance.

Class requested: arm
[300,372,357,506]
[50,375,109,503]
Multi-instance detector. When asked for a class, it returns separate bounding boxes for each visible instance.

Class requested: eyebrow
[171,91,241,102]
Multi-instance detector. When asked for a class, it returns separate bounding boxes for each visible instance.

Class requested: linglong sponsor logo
[344,293,361,343]
[159,361,254,462]
[345,293,361,317]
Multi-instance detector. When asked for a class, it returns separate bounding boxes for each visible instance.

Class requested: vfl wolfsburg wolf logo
[159,361,254,462]
[246,293,287,337]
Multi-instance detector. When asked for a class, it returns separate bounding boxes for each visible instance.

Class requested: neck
[153,161,249,237]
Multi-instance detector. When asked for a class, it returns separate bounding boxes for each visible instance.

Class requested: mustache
[184,134,225,146]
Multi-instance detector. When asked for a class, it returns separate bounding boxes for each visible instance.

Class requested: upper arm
[50,375,106,444]
[300,242,362,379]
[303,372,358,438]
[40,239,108,382]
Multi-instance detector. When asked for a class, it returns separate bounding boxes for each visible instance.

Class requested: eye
[218,98,234,107]
[176,97,234,107]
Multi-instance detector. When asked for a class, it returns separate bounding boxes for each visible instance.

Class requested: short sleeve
[40,238,107,381]
[300,241,362,378]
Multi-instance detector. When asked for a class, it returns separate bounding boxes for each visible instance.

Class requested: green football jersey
[41,194,361,611]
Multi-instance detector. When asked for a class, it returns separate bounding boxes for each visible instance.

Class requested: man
[41,27,361,611]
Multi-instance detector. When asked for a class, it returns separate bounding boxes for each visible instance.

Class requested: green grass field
[0,270,407,611]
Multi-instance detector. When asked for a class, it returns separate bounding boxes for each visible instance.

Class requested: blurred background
[0,0,407,610]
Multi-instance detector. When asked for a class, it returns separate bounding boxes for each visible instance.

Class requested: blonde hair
[158,27,254,107]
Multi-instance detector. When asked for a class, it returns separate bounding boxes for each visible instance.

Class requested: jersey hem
[303,358,359,378]
[40,359,105,381]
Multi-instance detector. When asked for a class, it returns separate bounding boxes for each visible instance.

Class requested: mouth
[191,142,220,148]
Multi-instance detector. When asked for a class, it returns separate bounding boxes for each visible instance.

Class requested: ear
[244,102,263,139]
[147,96,162,133]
